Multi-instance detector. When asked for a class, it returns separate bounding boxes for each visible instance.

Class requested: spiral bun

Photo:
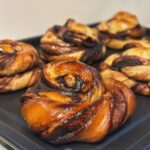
[40,19,106,64]
[97,11,145,50]
[100,47,150,96]
[21,61,136,144]
[0,39,40,93]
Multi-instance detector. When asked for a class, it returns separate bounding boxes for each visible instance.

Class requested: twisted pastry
[100,47,150,96]
[21,61,136,144]
[97,11,145,50]
[40,19,106,64]
[0,39,39,93]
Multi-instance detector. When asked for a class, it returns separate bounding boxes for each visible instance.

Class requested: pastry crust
[0,68,39,93]
[21,61,136,144]
[40,19,106,64]
[100,47,150,96]
[0,39,40,93]
[97,11,145,50]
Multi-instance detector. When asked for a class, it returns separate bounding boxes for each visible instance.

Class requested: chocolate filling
[112,56,143,69]
[52,25,61,33]
[0,53,16,70]
[122,43,140,50]
[56,74,84,92]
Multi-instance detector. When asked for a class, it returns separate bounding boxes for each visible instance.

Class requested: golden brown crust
[21,61,136,144]
[0,39,40,93]
[97,11,145,50]
[100,47,150,96]
[40,19,106,64]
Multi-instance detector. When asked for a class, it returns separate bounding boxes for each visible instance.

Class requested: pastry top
[96,11,145,50]
[98,11,139,34]
[41,18,98,43]
[21,60,136,144]
[0,39,39,77]
[0,39,40,93]
[40,19,105,64]
[100,47,150,76]
[23,61,105,104]
[97,11,145,44]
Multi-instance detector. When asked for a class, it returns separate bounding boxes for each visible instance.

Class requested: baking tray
[0,24,150,150]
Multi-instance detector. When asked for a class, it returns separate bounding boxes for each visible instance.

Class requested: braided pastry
[40,19,106,64]
[100,47,150,96]
[97,11,145,50]
[21,61,136,144]
[0,39,39,93]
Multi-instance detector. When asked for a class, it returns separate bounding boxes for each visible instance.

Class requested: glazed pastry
[21,61,136,144]
[100,47,150,96]
[0,39,40,93]
[40,19,106,64]
[97,11,145,50]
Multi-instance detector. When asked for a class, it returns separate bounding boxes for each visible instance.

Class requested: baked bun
[40,19,106,64]
[0,39,40,93]
[100,47,150,96]
[97,11,145,50]
[21,61,136,144]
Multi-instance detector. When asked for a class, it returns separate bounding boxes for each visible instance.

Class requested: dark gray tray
[0,25,150,150]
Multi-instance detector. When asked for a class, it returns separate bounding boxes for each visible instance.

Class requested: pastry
[40,19,106,64]
[21,60,136,144]
[0,39,40,93]
[100,47,150,96]
[97,11,145,50]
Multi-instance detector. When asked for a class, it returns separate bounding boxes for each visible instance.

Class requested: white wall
[0,0,150,39]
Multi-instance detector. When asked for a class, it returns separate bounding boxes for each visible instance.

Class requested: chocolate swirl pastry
[97,11,145,50]
[21,61,136,144]
[0,39,40,93]
[40,19,106,64]
[100,47,150,96]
